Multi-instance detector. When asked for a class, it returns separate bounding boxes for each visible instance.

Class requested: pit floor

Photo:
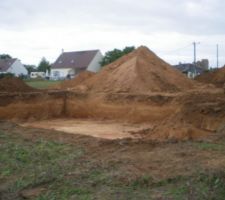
[21,119,153,139]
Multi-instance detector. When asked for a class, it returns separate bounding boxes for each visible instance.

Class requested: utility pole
[193,42,200,77]
[193,42,197,64]
[216,44,219,68]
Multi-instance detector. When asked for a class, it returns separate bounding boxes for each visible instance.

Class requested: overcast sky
[0,0,224,67]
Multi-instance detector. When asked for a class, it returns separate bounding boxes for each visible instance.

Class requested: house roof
[173,63,204,74]
[51,50,99,69]
[0,58,17,72]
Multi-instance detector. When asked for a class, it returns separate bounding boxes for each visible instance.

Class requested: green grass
[194,142,225,151]
[1,129,225,200]
[165,172,225,200]
[25,80,62,89]
[0,131,84,199]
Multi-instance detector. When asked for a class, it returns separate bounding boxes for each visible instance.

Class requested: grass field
[25,80,62,89]
[1,121,225,200]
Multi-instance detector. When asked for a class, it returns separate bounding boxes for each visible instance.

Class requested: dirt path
[21,119,153,139]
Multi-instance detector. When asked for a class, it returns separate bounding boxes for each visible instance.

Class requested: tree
[24,65,37,75]
[37,57,51,73]
[0,54,12,59]
[100,46,135,66]
[123,46,136,54]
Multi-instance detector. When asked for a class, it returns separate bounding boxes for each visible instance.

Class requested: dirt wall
[66,99,175,123]
[0,91,66,120]
[146,90,225,141]
[0,90,224,141]
[0,91,175,123]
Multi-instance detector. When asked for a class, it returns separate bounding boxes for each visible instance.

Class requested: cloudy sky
[0,0,224,67]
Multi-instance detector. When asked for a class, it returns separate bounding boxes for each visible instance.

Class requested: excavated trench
[0,91,174,139]
[0,90,224,140]
[0,91,175,122]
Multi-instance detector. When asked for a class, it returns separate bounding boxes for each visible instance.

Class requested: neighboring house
[51,50,103,80]
[174,63,205,79]
[30,72,46,79]
[174,59,209,79]
[0,58,28,76]
[196,59,209,71]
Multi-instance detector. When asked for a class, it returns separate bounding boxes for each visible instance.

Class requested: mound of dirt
[146,90,225,141]
[0,77,36,93]
[60,71,95,90]
[78,46,195,93]
[195,66,225,87]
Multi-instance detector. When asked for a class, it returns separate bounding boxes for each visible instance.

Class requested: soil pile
[79,46,195,93]
[60,71,95,90]
[195,66,225,87]
[146,90,225,141]
[0,77,36,93]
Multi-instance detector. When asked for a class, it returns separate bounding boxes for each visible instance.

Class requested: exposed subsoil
[0,46,224,142]
[59,71,95,91]
[0,88,224,141]
[0,77,37,93]
[21,119,154,140]
[195,66,225,88]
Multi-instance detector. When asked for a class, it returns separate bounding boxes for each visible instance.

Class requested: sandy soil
[21,119,153,139]
[72,46,195,93]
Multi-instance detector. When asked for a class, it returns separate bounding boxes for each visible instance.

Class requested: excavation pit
[21,119,153,140]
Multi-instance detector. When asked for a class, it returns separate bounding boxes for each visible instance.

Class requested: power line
[156,42,225,68]
[158,43,192,54]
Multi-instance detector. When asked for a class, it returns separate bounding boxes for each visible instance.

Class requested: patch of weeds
[1,136,83,175]
[130,175,186,189]
[86,170,109,186]
[33,140,71,161]
[9,177,31,193]
[35,181,91,200]
[107,186,153,200]
[15,145,31,163]
[130,175,154,189]
[1,168,12,177]
[0,131,8,139]
[165,171,225,200]
[194,142,224,151]
[154,175,187,187]
[0,132,84,198]
[195,171,225,199]
[166,186,188,200]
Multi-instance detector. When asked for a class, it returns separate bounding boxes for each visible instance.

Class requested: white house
[50,50,103,80]
[0,58,28,76]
